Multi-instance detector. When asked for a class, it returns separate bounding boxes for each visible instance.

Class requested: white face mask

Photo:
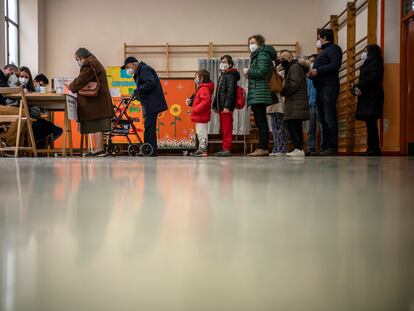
[249,44,258,53]
[316,40,322,49]
[219,63,229,71]
[309,62,314,70]
[19,77,29,86]
[7,73,18,86]
[361,52,368,61]
[126,68,135,76]
[77,60,82,67]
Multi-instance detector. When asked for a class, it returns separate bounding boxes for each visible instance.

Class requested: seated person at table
[34,73,49,92]
[0,64,24,148]
[18,66,62,148]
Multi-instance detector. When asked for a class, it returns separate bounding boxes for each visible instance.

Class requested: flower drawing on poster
[169,104,182,137]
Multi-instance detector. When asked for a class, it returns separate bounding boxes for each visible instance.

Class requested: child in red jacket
[186,69,214,157]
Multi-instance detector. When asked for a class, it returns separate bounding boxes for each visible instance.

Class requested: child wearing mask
[186,69,214,157]
[18,66,63,148]
[34,73,50,92]
[212,55,240,157]
[306,54,318,156]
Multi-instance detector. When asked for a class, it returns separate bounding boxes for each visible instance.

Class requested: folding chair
[0,87,37,157]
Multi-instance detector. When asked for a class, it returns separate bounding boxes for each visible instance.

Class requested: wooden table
[7,93,76,156]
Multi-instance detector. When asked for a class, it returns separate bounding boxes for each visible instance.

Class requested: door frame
[400,1,414,155]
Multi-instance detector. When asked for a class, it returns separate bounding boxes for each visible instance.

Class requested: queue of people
[1,29,384,157]
[184,30,384,157]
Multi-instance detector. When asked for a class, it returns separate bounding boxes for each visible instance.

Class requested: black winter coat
[212,69,240,111]
[0,70,9,105]
[281,61,310,121]
[134,62,168,117]
[355,57,384,120]
[313,42,343,88]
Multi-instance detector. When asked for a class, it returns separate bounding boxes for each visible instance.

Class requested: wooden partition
[319,0,378,154]
[124,42,300,78]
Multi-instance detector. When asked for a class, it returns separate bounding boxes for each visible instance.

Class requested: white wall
[38,0,45,72]
[19,0,40,73]
[316,0,398,64]
[21,0,400,76]
[42,0,320,78]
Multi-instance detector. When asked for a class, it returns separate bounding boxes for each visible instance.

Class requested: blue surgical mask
[35,84,41,92]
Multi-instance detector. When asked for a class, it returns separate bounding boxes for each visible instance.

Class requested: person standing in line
[308,29,343,156]
[244,34,277,157]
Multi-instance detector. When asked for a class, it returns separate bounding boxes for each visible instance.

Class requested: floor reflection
[0,157,413,310]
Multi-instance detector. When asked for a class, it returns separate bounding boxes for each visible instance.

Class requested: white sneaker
[286,149,305,157]
[270,152,286,157]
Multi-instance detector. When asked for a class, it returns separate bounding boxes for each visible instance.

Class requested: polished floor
[0,157,413,311]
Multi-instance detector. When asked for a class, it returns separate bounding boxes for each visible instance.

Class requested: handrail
[356,0,368,13]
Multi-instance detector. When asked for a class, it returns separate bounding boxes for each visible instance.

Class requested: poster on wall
[106,66,197,150]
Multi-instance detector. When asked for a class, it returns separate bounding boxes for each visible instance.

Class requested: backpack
[268,66,284,94]
[235,85,246,110]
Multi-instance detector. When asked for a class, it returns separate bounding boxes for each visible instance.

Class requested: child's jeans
[196,123,208,152]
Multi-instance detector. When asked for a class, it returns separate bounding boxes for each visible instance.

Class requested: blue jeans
[270,113,288,153]
[316,86,339,151]
[307,106,318,152]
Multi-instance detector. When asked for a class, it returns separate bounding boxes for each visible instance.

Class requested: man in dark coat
[0,64,18,104]
[0,64,23,148]
[122,57,168,155]
[309,29,343,156]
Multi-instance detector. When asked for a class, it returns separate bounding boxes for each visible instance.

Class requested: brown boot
[248,149,269,157]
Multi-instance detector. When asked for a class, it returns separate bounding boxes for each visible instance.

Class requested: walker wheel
[128,144,141,157]
[113,144,122,156]
[140,143,154,157]
[108,143,121,156]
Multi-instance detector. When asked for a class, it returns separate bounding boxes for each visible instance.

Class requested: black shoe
[190,150,207,157]
[306,151,317,156]
[319,148,338,156]
[52,127,63,142]
[215,150,232,157]
[362,150,381,156]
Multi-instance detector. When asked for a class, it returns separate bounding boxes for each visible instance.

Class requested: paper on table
[66,96,78,121]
